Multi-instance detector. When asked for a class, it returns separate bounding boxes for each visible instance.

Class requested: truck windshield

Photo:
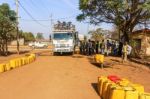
[53,33,73,40]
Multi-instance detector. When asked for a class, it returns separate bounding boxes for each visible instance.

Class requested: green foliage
[23,32,35,42]
[0,3,16,55]
[88,28,105,41]
[36,33,44,40]
[77,0,150,42]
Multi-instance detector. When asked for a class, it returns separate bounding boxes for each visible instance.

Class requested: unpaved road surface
[0,54,150,99]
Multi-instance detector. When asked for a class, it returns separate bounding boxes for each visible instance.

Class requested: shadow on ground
[72,55,84,58]
[91,83,99,96]
[110,59,120,63]
[0,51,30,56]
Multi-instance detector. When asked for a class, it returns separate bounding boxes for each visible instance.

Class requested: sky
[0,0,112,39]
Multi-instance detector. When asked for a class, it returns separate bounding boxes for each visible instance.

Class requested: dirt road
[0,54,150,99]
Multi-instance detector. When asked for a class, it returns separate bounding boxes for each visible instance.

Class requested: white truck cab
[52,30,77,54]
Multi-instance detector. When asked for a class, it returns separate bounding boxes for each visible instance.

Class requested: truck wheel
[53,52,57,56]
[70,52,74,55]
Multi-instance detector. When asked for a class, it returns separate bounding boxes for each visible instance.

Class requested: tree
[23,32,35,42]
[77,0,150,42]
[88,28,104,41]
[36,33,44,40]
[0,3,16,55]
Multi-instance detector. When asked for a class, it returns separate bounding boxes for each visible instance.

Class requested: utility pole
[16,0,20,54]
[50,14,53,41]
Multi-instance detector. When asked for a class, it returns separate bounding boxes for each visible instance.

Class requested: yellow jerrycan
[139,93,150,99]
[5,63,11,71]
[105,83,116,99]
[102,80,112,99]
[17,58,22,67]
[22,57,27,65]
[97,76,108,96]
[0,64,5,73]
[109,85,125,99]
[95,54,104,63]
[131,84,144,93]
[14,59,19,67]
[125,90,139,99]
[10,59,16,69]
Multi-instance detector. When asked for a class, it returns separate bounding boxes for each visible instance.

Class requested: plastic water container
[139,93,150,99]
[25,57,29,64]
[109,86,125,99]
[131,84,144,93]
[14,59,19,67]
[17,58,22,67]
[125,90,139,99]
[0,64,5,73]
[21,57,26,65]
[95,54,104,63]
[98,76,108,96]
[5,63,11,71]
[10,59,16,69]
[106,83,117,99]
[102,81,113,99]
[31,54,36,60]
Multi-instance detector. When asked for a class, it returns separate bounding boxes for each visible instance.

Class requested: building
[130,28,150,57]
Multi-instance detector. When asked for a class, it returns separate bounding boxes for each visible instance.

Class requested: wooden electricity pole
[16,0,20,54]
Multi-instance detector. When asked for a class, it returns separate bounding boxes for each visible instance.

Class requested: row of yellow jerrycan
[0,54,36,73]
[98,75,150,99]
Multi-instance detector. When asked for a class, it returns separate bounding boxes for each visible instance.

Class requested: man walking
[100,40,105,55]
[96,41,99,54]
[122,42,128,63]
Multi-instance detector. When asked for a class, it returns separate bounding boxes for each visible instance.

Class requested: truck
[52,21,78,55]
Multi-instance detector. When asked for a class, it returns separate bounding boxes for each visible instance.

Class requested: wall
[10,38,24,46]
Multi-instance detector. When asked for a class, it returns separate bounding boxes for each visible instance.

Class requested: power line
[40,0,51,14]
[21,19,50,21]
[20,15,77,21]
[29,0,50,17]
[18,1,49,28]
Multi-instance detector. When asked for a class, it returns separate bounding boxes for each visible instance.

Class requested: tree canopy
[77,0,150,42]
[0,3,16,55]
[88,28,105,41]
[36,33,44,40]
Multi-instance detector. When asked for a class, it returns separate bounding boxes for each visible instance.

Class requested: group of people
[79,39,132,62]
[79,39,118,56]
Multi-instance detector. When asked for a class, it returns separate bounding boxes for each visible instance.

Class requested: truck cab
[52,29,78,55]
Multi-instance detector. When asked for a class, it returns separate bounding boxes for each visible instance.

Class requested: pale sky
[0,0,113,39]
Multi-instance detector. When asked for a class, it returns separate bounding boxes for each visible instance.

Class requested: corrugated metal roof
[132,28,150,34]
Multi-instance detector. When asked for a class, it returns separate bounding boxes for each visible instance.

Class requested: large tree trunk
[5,38,8,56]
[0,39,2,56]
[1,40,5,55]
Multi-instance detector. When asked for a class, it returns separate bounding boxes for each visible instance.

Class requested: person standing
[82,41,86,55]
[79,41,83,54]
[127,44,132,59]
[96,41,99,54]
[88,39,92,56]
[106,40,111,56]
[114,41,118,56]
[100,40,105,55]
[122,42,128,63]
